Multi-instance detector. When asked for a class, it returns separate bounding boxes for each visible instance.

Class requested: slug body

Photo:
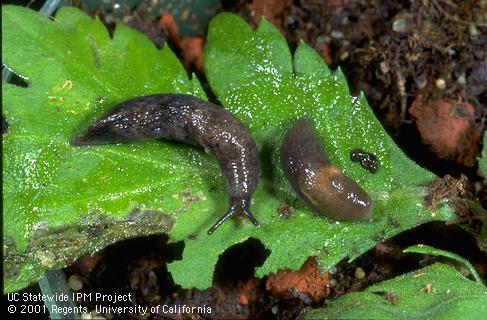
[73,94,260,235]
[280,117,372,221]
[350,149,378,173]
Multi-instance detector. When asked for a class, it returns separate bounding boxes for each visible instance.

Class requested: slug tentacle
[73,94,260,234]
[207,197,258,235]
[280,117,373,221]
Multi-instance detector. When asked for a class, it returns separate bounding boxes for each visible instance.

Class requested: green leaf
[403,245,482,283]
[304,263,487,319]
[2,5,205,292]
[477,132,487,251]
[479,133,487,178]
[3,7,456,293]
[167,13,455,288]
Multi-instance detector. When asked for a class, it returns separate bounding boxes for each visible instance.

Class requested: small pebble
[152,294,162,302]
[355,267,366,279]
[340,51,349,61]
[416,74,428,89]
[331,30,343,39]
[316,35,329,44]
[272,306,279,314]
[287,15,296,25]
[380,61,390,74]
[435,78,446,90]
[422,19,434,30]
[329,278,337,287]
[469,23,479,37]
[392,18,407,32]
[456,73,466,85]
[68,274,83,291]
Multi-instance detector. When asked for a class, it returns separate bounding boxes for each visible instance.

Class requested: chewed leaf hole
[213,237,270,285]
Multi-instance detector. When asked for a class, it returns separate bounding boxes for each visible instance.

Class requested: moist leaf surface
[3,8,455,292]
[167,13,455,288]
[2,5,205,292]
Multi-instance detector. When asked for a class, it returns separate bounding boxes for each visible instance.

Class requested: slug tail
[207,198,259,235]
[71,127,102,145]
[71,121,129,146]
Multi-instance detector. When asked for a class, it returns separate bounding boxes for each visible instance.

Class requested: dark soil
[225,0,485,176]
[60,221,487,320]
[3,0,486,319]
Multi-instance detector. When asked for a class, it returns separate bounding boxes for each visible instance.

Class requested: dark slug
[280,117,373,221]
[72,94,260,235]
[350,149,378,173]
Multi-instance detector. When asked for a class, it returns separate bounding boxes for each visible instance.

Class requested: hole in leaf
[213,237,270,286]
[68,234,184,300]
[394,221,487,263]
[2,65,29,88]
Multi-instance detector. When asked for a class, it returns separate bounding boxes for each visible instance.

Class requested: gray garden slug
[350,149,378,173]
[280,117,373,221]
[72,94,260,235]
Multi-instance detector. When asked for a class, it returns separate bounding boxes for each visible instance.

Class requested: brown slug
[72,94,260,235]
[280,117,372,221]
[350,149,378,173]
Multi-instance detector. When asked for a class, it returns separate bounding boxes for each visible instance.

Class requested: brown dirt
[62,222,487,319]
[237,277,260,306]
[120,0,486,171]
[178,36,205,71]
[157,14,180,44]
[265,257,330,302]
[72,252,105,280]
[156,12,205,72]
[65,236,319,320]
[410,97,480,166]
[248,0,292,28]
[225,0,486,175]
[65,1,485,319]
[123,2,167,49]
[427,174,485,235]
[277,200,294,219]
